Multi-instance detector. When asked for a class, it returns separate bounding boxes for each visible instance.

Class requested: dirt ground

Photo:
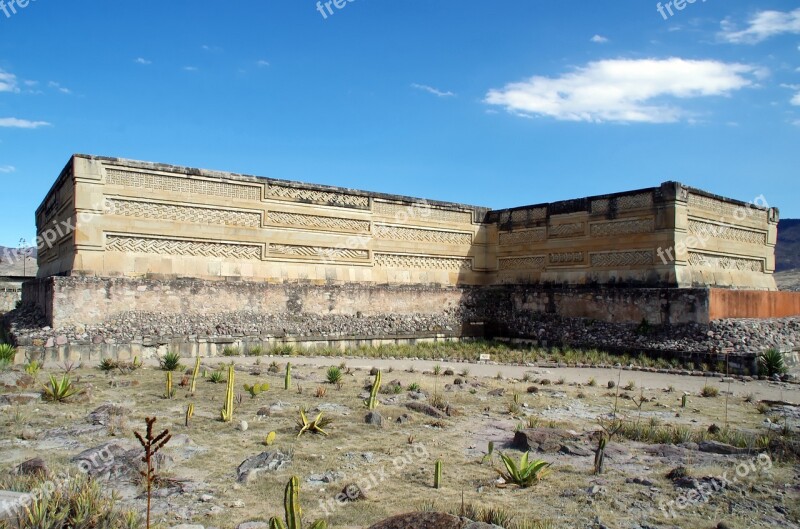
[1,355,799,529]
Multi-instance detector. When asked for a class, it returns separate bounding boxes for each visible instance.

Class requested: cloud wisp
[719,8,800,44]
[590,35,609,44]
[411,83,455,98]
[0,165,16,174]
[135,57,152,65]
[0,118,52,129]
[485,58,758,124]
[0,70,19,93]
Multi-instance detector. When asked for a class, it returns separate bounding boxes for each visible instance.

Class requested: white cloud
[720,8,800,44]
[183,66,198,72]
[484,58,758,124]
[792,119,800,126]
[135,57,152,65]
[792,93,800,106]
[590,35,609,44]
[256,60,270,67]
[411,83,455,97]
[0,70,19,93]
[0,118,51,129]
[0,165,15,174]
[48,81,71,94]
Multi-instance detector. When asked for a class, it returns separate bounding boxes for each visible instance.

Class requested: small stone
[14,458,48,477]
[199,494,214,502]
[364,411,383,426]
[238,421,248,432]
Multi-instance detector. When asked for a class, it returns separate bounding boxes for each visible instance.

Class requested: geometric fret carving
[373,201,473,224]
[499,256,546,271]
[687,252,764,272]
[106,169,261,201]
[549,252,584,265]
[268,211,370,233]
[499,228,546,246]
[269,243,369,261]
[105,199,261,227]
[266,184,369,210]
[687,220,766,245]
[687,193,767,221]
[590,218,655,237]
[590,250,654,267]
[592,192,653,214]
[374,224,472,245]
[509,207,547,224]
[374,253,472,271]
[548,222,585,238]
[106,235,262,260]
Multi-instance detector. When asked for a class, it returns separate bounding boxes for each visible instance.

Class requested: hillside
[0,246,37,277]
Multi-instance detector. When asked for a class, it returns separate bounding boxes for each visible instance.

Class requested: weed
[159,352,183,372]
[326,366,343,385]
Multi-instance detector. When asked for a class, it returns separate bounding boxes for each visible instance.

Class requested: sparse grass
[98,358,119,372]
[407,382,421,392]
[247,345,264,356]
[326,366,343,385]
[0,343,16,364]
[222,345,240,357]
[701,384,720,398]
[587,377,597,387]
[208,371,225,383]
[624,380,636,391]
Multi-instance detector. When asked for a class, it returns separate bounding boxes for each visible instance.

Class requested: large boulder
[512,428,581,453]
[406,402,446,419]
[237,450,292,483]
[367,512,501,529]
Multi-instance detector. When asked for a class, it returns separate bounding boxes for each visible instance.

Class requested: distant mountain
[776,219,800,272]
[0,246,38,277]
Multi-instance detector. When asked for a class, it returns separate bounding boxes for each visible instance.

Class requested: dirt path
[193,355,800,404]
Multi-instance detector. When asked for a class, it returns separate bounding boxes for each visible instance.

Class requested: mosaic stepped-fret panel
[687,252,764,272]
[269,243,369,261]
[267,211,370,233]
[266,184,369,209]
[687,193,767,221]
[105,199,262,227]
[549,252,584,265]
[106,169,261,201]
[499,228,546,246]
[374,224,472,245]
[590,250,654,268]
[687,220,766,245]
[499,256,545,271]
[590,218,655,237]
[106,235,262,260]
[372,201,473,224]
[374,253,472,271]
[548,222,585,238]
[591,192,653,214]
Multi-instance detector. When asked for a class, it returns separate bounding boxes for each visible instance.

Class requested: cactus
[482,441,495,464]
[434,460,443,489]
[243,381,270,398]
[190,357,201,394]
[285,362,292,390]
[265,431,276,446]
[365,370,381,410]
[594,436,606,475]
[164,371,174,399]
[185,403,194,427]
[269,476,327,529]
[681,394,687,408]
[221,365,235,422]
[296,409,329,438]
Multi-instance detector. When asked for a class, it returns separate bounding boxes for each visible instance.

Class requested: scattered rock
[697,440,751,455]
[396,414,411,424]
[367,512,501,529]
[314,403,351,415]
[365,411,383,426]
[14,458,48,477]
[513,428,581,453]
[406,402,446,419]
[307,471,344,486]
[236,522,270,529]
[487,388,505,397]
[238,421,249,432]
[0,393,41,406]
[237,450,292,483]
[526,386,539,394]
[340,483,367,501]
[86,404,129,425]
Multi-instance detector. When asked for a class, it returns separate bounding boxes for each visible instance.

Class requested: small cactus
[185,403,194,427]
[221,365,235,422]
[265,431,276,446]
[681,394,688,408]
[164,371,174,399]
[269,476,327,529]
[594,436,606,475]
[285,362,292,390]
[365,370,381,410]
[190,357,201,394]
[433,460,442,489]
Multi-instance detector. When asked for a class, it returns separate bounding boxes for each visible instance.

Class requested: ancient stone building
[13,154,800,362]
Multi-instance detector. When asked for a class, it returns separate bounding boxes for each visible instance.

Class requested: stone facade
[35,155,778,290]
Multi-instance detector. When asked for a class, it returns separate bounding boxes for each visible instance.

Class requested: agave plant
[159,351,183,372]
[0,343,16,364]
[496,451,550,488]
[296,408,330,438]
[759,348,787,377]
[325,366,342,385]
[42,374,81,402]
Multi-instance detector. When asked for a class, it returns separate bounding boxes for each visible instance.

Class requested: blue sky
[1,0,799,248]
